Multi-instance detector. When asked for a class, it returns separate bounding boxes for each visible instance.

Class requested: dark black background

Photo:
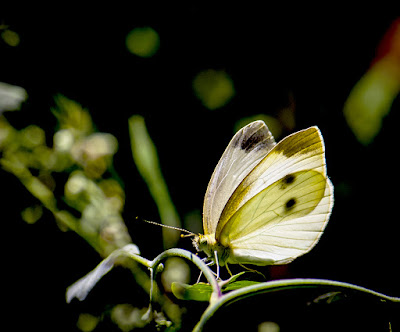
[2,5,400,331]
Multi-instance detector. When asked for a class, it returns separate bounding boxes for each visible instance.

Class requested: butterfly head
[192,233,230,266]
[192,233,214,253]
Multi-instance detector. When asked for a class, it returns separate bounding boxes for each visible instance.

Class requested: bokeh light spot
[126,27,160,58]
[258,321,280,332]
[76,313,99,332]
[21,205,43,224]
[192,69,235,110]
[53,129,75,152]
[1,29,20,47]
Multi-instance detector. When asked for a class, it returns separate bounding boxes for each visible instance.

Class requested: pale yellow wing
[202,121,276,235]
[216,126,327,236]
[218,170,333,265]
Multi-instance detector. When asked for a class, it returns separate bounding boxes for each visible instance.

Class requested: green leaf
[172,272,262,302]
[224,271,247,283]
[171,282,212,302]
[223,280,261,292]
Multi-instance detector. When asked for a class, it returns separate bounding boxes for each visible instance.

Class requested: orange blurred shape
[372,18,400,66]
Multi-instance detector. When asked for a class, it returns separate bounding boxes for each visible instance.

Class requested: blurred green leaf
[129,115,181,248]
[0,94,133,256]
[23,175,57,211]
[343,58,400,145]
[52,95,93,135]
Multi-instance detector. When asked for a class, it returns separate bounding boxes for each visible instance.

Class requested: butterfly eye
[199,237,208,245]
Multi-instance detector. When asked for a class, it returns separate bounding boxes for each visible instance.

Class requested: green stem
[194,278,400,331]
[125,247,222,324]
[125,251,153,268]
[149,248,221,301]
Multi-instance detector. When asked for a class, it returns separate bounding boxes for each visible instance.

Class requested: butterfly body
[193,120,334,268]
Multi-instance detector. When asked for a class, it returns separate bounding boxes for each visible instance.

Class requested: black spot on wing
[231,121,276,154]
[280,173,296,189]
[283,174,295,184]
[240,129,272,153]
[285,198,296,210]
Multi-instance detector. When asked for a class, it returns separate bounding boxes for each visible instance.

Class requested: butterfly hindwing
[217,170,333,265]
[220,176,333,265]
[219,170,326,242]
[202,121,276,235]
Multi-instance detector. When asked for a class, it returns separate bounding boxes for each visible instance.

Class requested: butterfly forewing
[216,126,326,236]
[202,121,276,235]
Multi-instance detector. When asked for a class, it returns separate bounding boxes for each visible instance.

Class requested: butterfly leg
[225,263,233,277]
[196,271,203,284]
[239,263,266,279]
[214,250,220,280]
[196,260,217,283]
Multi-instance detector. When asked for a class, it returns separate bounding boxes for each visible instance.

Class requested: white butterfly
[192,120,334,273]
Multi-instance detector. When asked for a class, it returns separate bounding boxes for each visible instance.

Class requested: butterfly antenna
[137,217,195,237]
